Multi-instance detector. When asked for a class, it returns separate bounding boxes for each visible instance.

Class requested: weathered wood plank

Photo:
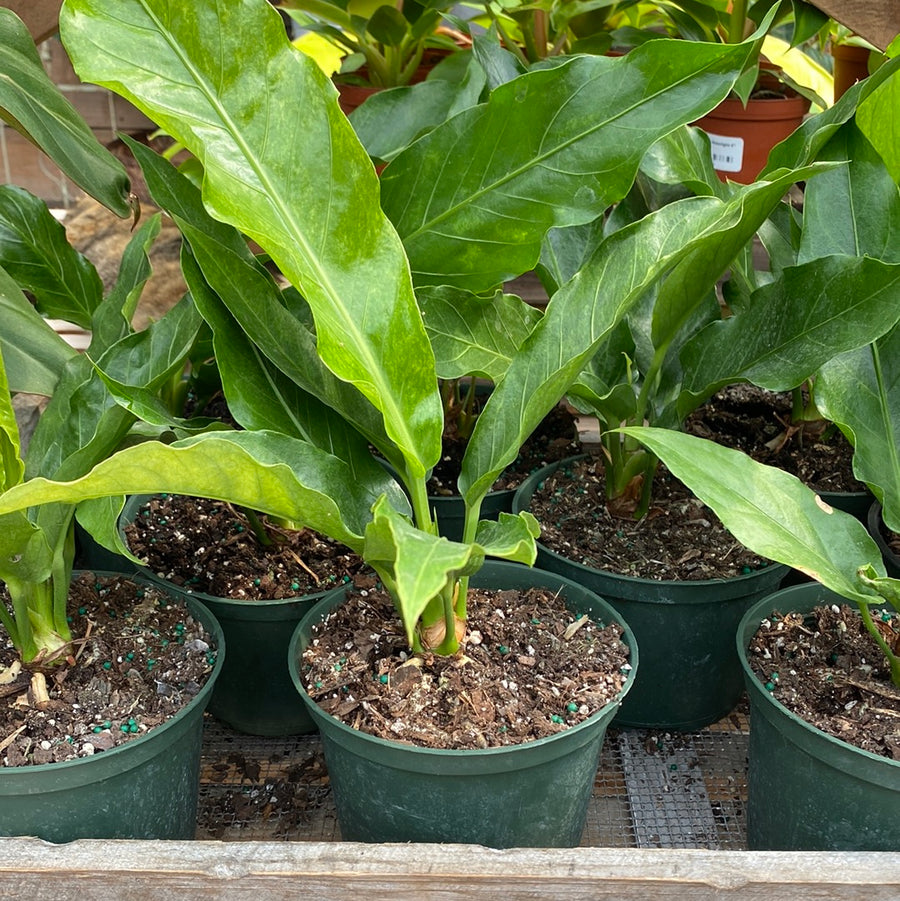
[0,841,898,900]
[812,1,900,50]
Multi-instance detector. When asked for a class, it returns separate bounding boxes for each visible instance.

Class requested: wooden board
[6,0,60,43]
[1,840,899,900]
[813,1,900,50]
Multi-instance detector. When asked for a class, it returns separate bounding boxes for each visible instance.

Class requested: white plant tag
[703,132,744,173]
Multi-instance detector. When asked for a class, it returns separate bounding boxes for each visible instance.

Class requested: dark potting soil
[528,456,771,581]
[685,384,866,495]
[125,495,367,599]
[0,572,216,767]
[300,584,631,750]
[748,603,900,760]
[428,403,580,497]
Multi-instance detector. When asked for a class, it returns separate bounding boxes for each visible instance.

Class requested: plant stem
[858,602,900,688]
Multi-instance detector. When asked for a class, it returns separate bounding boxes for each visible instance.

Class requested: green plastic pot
[0,572,223,843]
[288,560,638,847]
[121,495,344,736]
[739,582,900,850]
[514,457,788,731]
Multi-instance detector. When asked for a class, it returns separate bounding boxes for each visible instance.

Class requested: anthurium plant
[0,0,825,659]
[555,53,900,518]
[0,13,220,664]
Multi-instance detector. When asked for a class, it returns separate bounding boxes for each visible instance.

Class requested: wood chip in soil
[124,494,367,599]
[299,583,631,750]
[1,572,216,767]
[749,603,900,760]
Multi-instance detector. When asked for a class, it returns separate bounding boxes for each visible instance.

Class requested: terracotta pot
[832,44,872,100]
[335,47,456,116]
[695,78,811,184]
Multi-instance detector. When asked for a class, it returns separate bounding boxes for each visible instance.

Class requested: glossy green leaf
[799,122,900,264]
[364,496,484,644]
[0,186,103,327]
[121,135,406,476]
[650,167,826,350]
[419,286,542,380]
[680,256,900,401]
[351,58,486,162]
[618,426,886,602]
[538,215,607,294]
[0,344,24,492]
[0,8,131,217]
[0,264,77,397]
[89,213,165,351]
[473,511,539,564]
[817,325,900,534]
[0,431,385,553]
[458,193,748,507]
[61,0,442,481]
[857,66,900,183]
[639,125,726,200]
[382,36,763,291]
[762,54,900,176]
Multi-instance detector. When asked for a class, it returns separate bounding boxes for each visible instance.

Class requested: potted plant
[616,426,900,849]
[0,0,806,846]
[643,0,829,181]
[511,55,900,731]
[0,8,224,842]
[278,0,468,115]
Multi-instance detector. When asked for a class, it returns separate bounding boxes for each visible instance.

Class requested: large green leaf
[0,265,77,397]
[0,344,24,492]
[0,8,131,217]
[0,186,103,327]
[382,36,763,291]
[762,54,900,176]
[181,246,402,493]
[89,213,166,351]
[61,0,442,481]
[0,431,388,553]
[459,167,818,510]
[363,496,485,644]
[857,66,900,183]
[419,286,542,381]
[799,122,900,264]
[679,256,900,402]
[120,135,406,477]
[817,326,900,534]
[618,426,886,603]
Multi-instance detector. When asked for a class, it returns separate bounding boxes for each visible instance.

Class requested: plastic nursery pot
[738,582,900,850]
[121,495,346,737]
[513,457,789,731]
[288,560,638,848]
[0,572,224,843]
[867,501,900,579]
[694,83,810,184]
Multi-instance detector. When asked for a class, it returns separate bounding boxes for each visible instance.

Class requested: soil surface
[125,495,367,599]
[685,384,865,495]
[527,385,865,583]
[527,456,773,581]
[428,403,580,496]
[299,583,631,749]
[1,572,216,767]
[748,603,900,760]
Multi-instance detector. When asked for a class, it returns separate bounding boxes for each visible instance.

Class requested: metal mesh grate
[195,708,750,848]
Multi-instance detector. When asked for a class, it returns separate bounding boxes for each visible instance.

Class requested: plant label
[703,132,744,173]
